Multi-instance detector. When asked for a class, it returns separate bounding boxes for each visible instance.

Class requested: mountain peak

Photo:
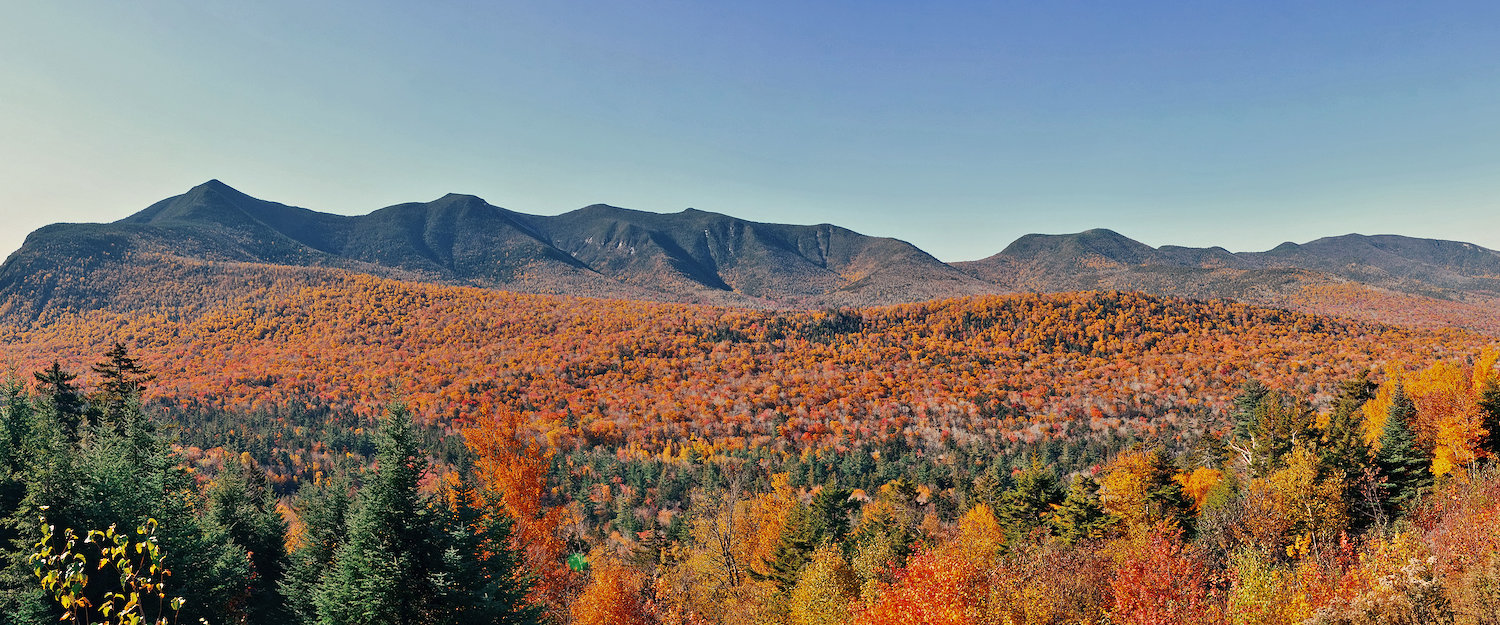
[998,229,1155,265]
[434,192,487,204]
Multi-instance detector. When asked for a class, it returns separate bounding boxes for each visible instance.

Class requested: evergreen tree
[90,343,155,426]
[31,363,84,439]
[754,502,818,591]
[807,485,856,544]
[969,460,1013,511]
[754,485,856,590]
[1,373,249,625]
[995,459,1064,541]
[1234,389,1318,476]
[314,404,439,625]
[1375,383,1431,517]
[0,379,31,525]
[205,453,290,624]
[432,473,543,625]
[282,475,352,625]
[1050,474,1116,545]
[1230,379,1271,441]
[1479,379,1500,457]
[1128,448,1198,536]
[1322,373,1375,477]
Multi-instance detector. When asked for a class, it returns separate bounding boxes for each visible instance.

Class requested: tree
[1374,384,1431,518]
[1050,475,1116,545]
[27,516,185,625]
[282,475,351,625]
[314,404,439,625]
[788,545,856,625]
[852,547,983,625]
[995,459,1064,542]
[313,404,540,625]
[1099,449,1195,535]
[1110,523,1223,625]
[432,472,542,625]
[32,363,85,439]
[90,343,154,425]
[1322,373,1376,479]
[754,502,819,591]
[1231,389,1318,476]
[1480,379,1500,457]
[1230,380,1271,442]
[754,485,856,591]
[204,453,289,624]
[570,558,652,625]
[1,363,249,625]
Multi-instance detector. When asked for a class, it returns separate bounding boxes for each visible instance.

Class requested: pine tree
[31,362,85,439]
[1479,379,1500,457]
[433,473,542,625]
[1051,474,1116,545]
[0,376,248,625]
[314,404,438,625]
[1230,379,1271,441]
[205,453,290,624]
[1323,374,1377,517]
[90,344,155,428]
[807,485,856,544]
[1233,389,1318,476]
[754,502,818,591]
[754,485,856,591]
[1375,383,1431,517]
[1322,374,1375,475]
[282,474,352,625]
[995,459,1064,541]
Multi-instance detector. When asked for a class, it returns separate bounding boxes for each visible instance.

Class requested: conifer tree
[1051,474,1116,545]
[1479,379,1500,457]
[1375,383,1431,517]
[1323,374,1374,470]
[755,502,818,591]
[1146,453,1197,535]
[1232,389,1318,476]
[282,474,352,625]
[754,485,855,591]
[205,453,290,624]
[996,459,1064,541]
[31,362,84,439]
[314,404,438,625]
[90,344,155,428]
[1230,379,1271,441]
[433,473,542,625]
[1,363,248,625]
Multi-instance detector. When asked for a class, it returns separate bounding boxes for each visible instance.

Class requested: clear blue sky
[3,1,1498,261]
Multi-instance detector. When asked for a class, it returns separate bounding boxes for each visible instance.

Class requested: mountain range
[3,180,1499,333]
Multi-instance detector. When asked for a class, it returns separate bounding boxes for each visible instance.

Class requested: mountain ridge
[4,181,1500,334]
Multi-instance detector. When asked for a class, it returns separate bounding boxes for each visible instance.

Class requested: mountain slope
[0,181,994,319]
[957,229,1500,334]
[4,180,1500,333]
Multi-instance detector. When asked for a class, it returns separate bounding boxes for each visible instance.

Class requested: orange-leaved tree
[462,404,575,612]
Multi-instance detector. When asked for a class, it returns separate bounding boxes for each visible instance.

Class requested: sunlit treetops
[1,263,1493,455]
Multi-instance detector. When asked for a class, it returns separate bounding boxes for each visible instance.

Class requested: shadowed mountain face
[955,228,1500,334]
[958,228,1500,298]
[3,181,1500,333]
[0,180,993,318]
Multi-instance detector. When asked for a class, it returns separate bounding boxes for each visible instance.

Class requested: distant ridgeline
[3,180,1500,332]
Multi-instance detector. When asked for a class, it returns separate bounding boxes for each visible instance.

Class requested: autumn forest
[0,245,1497,625]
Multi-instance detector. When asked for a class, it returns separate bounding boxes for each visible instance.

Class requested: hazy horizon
[4,1,1498,263]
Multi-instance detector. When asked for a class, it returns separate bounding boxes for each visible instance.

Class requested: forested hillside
[2,258,1500,623]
